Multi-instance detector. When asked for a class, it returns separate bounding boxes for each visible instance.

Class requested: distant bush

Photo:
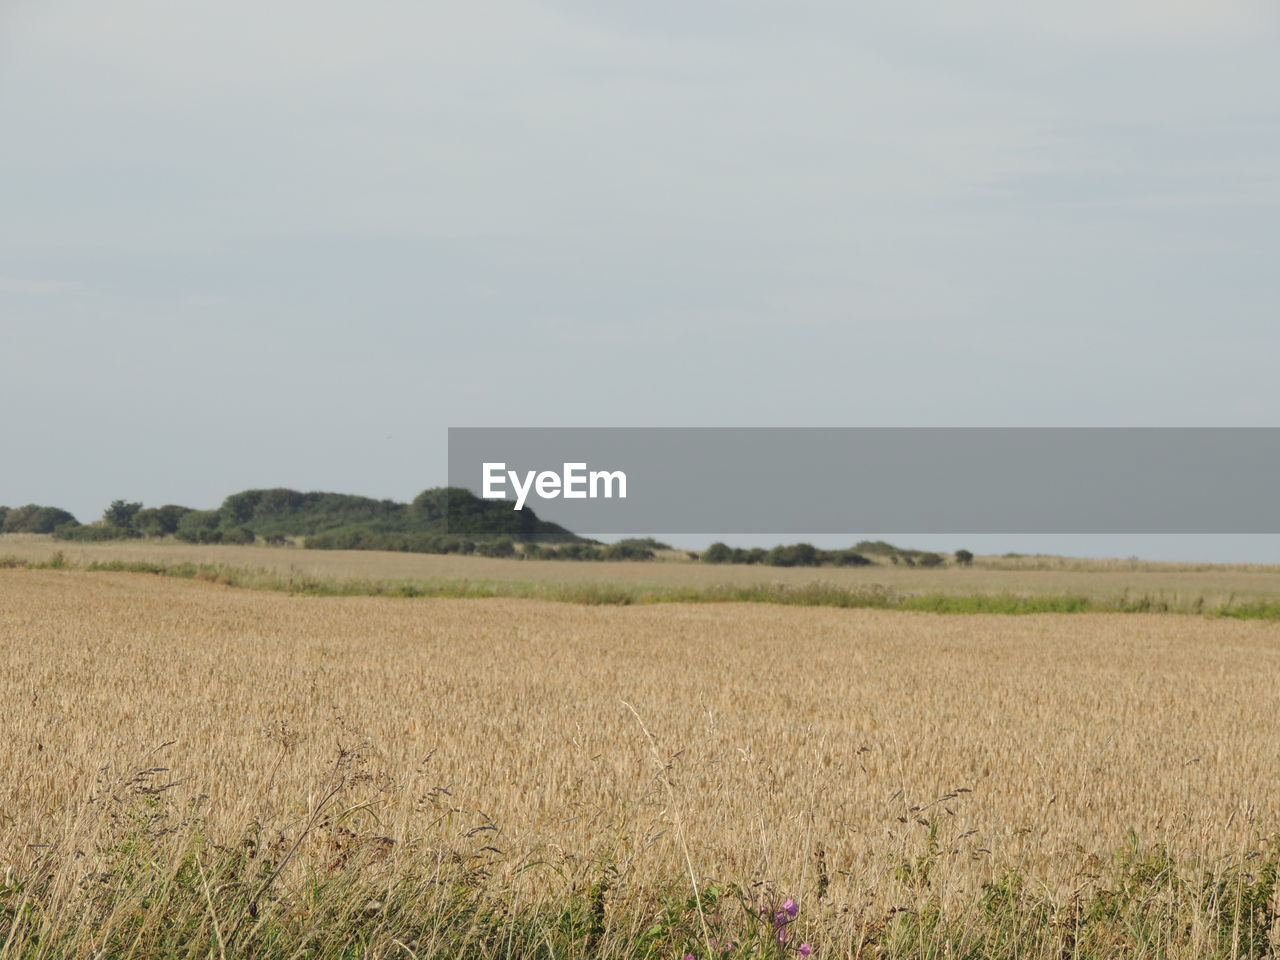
[702,542,733,564]
[44,502,209,541]
[220,488,408,537]
[701,542,871,568]
[103,500,143,528]
[852,540,903,555]
[2,504,79,534]
[955,549,974,567]
[765,543,819,567]
[134,505,194,537]
[53,524,141,542]
[829,549,872,566]
[223,526,256,545]
[708,547,770,565]
[602,539,658,561]
[175,510,224,544]
[305,529,487,555]
[475,537,515,558]
[410,487,578,542]
[853,540,947,566]
[551,543,600,561]
[615,537,671,551]
[380,536,874,569]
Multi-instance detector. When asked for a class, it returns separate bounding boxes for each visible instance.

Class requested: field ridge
[6,551,1280,619]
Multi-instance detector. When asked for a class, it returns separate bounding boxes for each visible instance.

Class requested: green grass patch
[5,555,1279,619]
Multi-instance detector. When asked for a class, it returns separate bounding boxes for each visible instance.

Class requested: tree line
[2,495,974,567]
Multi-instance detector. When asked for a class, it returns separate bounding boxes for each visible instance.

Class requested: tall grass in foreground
[3,748,1277,959]
[4,553,1279,618]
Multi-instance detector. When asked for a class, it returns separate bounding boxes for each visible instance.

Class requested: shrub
[135,505,194,537]
[702,542,733,564]
[2,504,79,534]
[175,510,223,544]
[955,549,974,567]
[53,524,140,542]
[554,543,602,561]
[615,537,671,551]
[219,488,409,537]
[602,540,655,561]
[475,538,516,558]
[853,539,904,556]
[411,487,576,541]
[102,500,143,528]
[223,526,255,545]
[764,543,819,567]
[830,549,872,566]
[918,552,946,568]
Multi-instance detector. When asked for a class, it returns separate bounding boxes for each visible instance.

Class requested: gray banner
[447,428,1280,534]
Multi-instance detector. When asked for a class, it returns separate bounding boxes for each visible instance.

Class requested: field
[5,535,1280,611]
[2,556,1279,959]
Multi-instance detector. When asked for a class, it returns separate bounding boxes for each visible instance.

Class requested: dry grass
[4,535,1280,609]
[2,568,1279,957]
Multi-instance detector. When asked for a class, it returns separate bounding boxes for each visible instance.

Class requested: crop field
[4,535,1280,610]
[2,565,1279,959]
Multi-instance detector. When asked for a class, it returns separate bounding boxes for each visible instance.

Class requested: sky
[2,0,1278,560]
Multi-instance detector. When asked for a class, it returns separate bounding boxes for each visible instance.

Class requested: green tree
[603,540,655,561]
[2,504,78,534]
[103,500,143,528]
[955,549,974,567]
[134,505,194,537]
[702,542,733,564]
[831,549,872,566]
[175,510,223,544]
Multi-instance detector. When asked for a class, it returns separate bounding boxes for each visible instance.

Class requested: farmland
[1,559,1278,958]
[4,535,1280,611]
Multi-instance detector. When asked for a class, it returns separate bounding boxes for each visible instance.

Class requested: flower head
[783,898,800,919]
[798,944,813,957]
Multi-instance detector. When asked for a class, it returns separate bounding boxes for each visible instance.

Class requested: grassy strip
[5,552,1280,618]
[2,810,1278,960]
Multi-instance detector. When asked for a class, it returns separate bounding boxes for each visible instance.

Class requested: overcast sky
[3,0,1278,559]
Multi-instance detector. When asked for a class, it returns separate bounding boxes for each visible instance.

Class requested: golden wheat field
[3,565,1280,959]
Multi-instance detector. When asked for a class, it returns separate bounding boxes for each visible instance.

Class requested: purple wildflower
[782,898,799,919]
[798,944,813,957]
